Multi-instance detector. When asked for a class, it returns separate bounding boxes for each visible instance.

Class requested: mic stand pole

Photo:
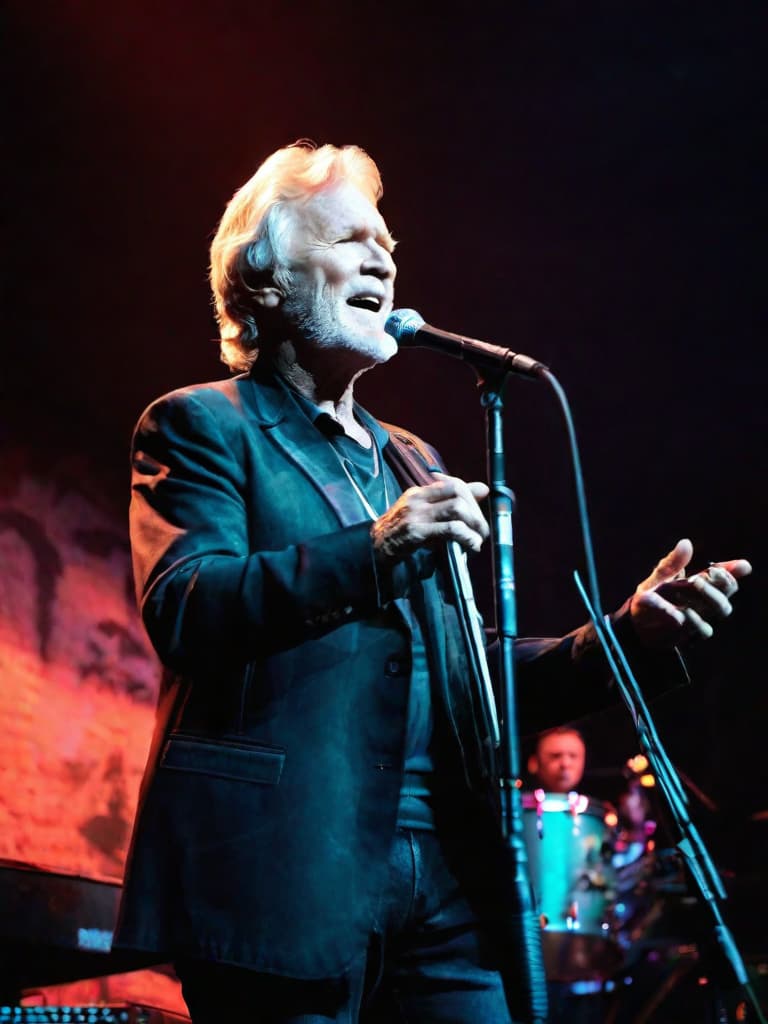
[479,375,548,1024]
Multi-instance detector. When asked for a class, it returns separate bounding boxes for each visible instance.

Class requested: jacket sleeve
[512,605,689,734]
[130,390,386,672]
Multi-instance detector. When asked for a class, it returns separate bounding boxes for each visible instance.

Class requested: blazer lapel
[382,422,498,781]
[378,424,440,489]
[240,370,375,529]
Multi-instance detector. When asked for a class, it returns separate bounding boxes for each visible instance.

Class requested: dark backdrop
[6,0,767,950]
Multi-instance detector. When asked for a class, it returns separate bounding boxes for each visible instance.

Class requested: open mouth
[347,295,383,313]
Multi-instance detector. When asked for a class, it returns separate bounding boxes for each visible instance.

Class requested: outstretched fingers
[631,543,751,648]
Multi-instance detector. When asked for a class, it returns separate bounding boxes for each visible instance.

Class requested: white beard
[282,287,396,365]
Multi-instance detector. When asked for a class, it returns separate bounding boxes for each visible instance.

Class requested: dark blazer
[114,367,667,979]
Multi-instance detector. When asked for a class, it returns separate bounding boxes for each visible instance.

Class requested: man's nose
[362,242,396,280]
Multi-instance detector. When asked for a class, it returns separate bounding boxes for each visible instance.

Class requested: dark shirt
[281,380,436,828]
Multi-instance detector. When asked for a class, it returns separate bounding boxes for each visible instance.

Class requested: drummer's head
[529,726,586,793]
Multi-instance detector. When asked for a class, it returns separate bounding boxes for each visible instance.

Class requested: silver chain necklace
[332,430,390,521]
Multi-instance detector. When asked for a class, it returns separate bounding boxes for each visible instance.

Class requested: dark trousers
[175,827,516,1023]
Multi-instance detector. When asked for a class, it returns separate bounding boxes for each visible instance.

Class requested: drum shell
[522,791,623,982]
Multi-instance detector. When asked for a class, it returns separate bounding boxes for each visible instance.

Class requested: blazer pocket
[160,735,285,785]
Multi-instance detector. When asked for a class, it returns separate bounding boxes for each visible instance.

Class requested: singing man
[114,142,750,1023]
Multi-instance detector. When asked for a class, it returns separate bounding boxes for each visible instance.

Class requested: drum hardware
[522,788,715,990]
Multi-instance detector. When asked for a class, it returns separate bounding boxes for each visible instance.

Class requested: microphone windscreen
[385,308,425,345]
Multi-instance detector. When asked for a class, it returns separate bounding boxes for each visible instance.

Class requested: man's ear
[251,286,284,310]
[527,753,539,776]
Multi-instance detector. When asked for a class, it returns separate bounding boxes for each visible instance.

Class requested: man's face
[531,732,586,793]
[276,181,398,368]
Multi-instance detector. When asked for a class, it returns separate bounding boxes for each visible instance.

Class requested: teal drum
[522,790,622,982]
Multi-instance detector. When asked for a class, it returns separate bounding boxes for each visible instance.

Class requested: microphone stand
[388,304,762,1019]
[534,363,765,1024]
[479,361,763,1022]
[479,372,549,1024]
[574,577,766,1024]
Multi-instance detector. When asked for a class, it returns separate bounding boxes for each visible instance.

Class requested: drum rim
[521,789,612,815]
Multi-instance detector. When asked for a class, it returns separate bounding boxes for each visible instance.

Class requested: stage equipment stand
[481,371,549,1024]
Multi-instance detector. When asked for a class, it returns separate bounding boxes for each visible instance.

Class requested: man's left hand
[629,538,752,647]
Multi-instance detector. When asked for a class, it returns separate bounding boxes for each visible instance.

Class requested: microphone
[385,308,547,378]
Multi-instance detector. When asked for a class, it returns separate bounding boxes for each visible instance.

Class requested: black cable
[536,368,604,620]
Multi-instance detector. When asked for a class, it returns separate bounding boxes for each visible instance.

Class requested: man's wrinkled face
[278,181,398,367]
[531,731,586,793]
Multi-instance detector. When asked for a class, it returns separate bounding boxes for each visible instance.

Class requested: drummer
[527,725,587,793]
[527,727,656,867]
[527,725,624,1022]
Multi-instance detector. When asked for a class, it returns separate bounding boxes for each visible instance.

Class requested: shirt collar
[274,373,390,448]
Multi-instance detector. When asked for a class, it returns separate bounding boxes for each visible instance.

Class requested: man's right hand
[371,473,489,564]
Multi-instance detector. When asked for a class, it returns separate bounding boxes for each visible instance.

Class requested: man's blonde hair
[209,141,384,372]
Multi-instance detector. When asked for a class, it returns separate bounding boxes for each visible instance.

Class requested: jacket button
[385,657,407,677]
